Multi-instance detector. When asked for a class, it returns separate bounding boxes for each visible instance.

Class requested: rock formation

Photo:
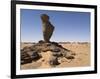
[21,41,75,65]
[21,14,76,66]
[41,14,54,42]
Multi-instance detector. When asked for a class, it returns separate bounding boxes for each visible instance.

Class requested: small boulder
[49,56,60,66]
[66,56,75,59]
[31,51,41,61]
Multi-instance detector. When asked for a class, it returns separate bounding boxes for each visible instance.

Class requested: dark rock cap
[41,14,49,19]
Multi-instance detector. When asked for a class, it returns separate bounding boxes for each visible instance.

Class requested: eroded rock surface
[49,56,60,66]
[21,41,76,66]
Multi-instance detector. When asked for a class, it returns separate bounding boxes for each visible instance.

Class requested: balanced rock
[41,14,55,42]
[21,14,76,65]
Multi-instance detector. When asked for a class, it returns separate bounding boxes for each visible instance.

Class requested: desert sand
[21,42,90,70]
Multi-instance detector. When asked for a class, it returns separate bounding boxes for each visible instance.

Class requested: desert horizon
[20,41,90,44]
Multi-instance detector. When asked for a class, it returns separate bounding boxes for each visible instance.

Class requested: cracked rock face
[21,50,32,64]
[21,41,76,66]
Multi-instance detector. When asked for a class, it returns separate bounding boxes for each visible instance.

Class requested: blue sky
[20,9,90,42]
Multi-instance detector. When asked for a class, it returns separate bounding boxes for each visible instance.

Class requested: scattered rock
[66,56,75,59]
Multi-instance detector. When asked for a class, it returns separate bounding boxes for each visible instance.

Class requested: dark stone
[49,56,60,66]
[21,51,30,59]
[21,51,32,64]
[51,42,59,46]
[66,56,75,59]
[38,40,45,44]
[21,49,36,64]
[41,14,55,42]
[21,58,32,64]
[31,51,41,61]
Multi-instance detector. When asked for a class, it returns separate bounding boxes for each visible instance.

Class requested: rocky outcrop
[21,41,75,66]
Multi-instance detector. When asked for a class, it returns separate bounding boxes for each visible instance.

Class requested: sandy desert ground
[21,42,90,70]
